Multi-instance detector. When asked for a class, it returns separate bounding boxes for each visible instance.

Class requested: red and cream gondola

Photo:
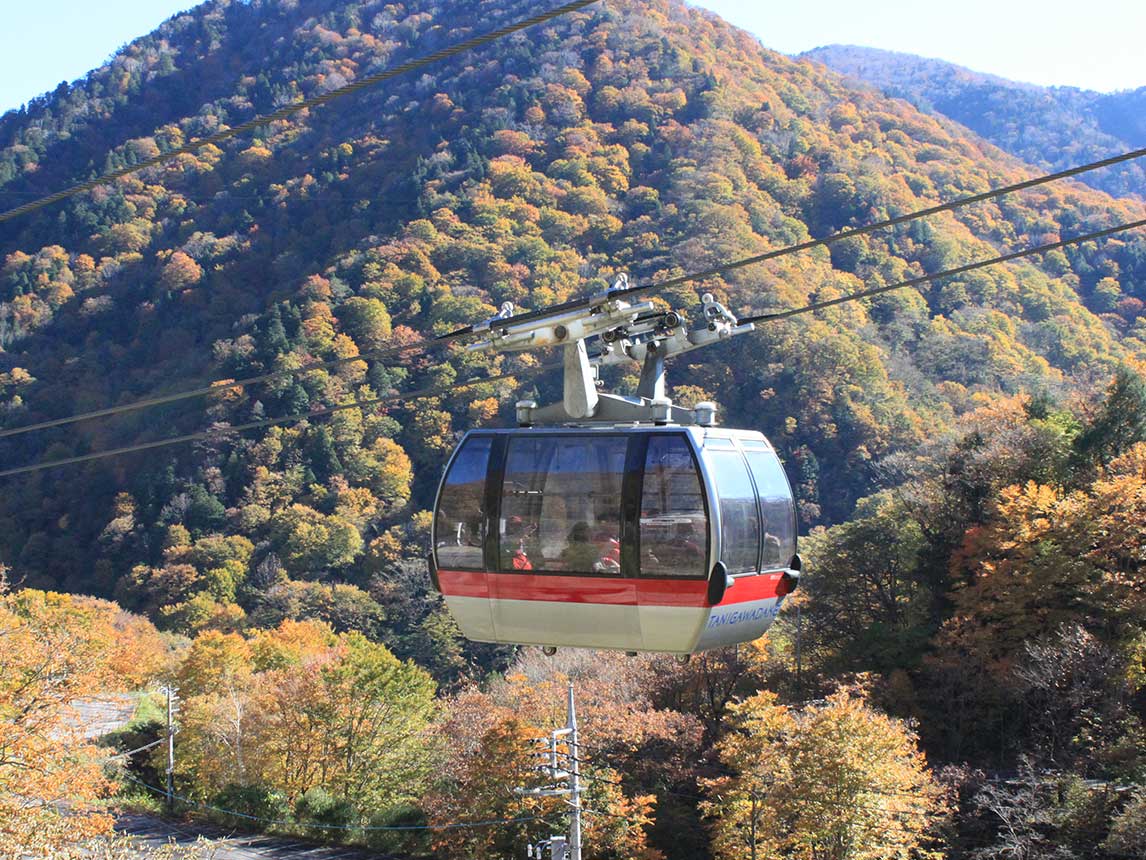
[431,424,799,655]
[428,283,801,656]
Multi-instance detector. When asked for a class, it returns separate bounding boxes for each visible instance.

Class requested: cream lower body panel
[445,594,783,654]
[495,597,642,650]
[444,594,496,642]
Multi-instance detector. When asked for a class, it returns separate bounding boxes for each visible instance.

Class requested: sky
[693,0,1146,92]
[1,0,1144,115]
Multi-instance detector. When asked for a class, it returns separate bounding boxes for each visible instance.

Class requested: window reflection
[434,436,491,570]
[745,450,797,569]
[640,435,707,578]
[500,436,628,574]
[708,449,760,574]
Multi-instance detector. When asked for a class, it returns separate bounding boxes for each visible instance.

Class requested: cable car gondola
[429,282,801,655]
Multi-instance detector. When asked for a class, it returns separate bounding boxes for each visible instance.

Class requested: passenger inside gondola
[503,515,535,570]
[639,435,707,577]
[560,521,598,571]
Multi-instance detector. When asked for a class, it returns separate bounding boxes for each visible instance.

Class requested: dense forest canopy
[2,0,1145,600]
[801,44,1146,200]
[0,1,1144,856]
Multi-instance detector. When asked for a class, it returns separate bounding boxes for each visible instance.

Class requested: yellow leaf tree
[703,688,947,860]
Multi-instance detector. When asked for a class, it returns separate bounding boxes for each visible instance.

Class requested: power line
[554,743,939,816]
[741,216,1146,324]
[577,784,942,847]
[571,756,945,822]
[581,795,936,843]
[104,737,166,761]
[0,359,561,478]
[119,773,558,832]
[566,738,950,813]
[0,0,600,225]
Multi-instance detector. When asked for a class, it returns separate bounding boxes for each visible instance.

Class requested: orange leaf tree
[0,587,167,854]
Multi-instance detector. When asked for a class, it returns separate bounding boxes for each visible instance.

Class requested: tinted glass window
[500,436,628,574]
[745,450,797,569]
[639,435,707,578]
[708,450,760,574]
[434,436,492,570]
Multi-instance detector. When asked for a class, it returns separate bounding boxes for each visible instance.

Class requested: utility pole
[517,683,583,860]
[161,685,178,813]
[567,684,581,860]
[795,602,803,699]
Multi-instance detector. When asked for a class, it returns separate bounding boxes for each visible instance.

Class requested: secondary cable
[0,359,563,478]
[0,0,599,224]
[4,147,1143,440]
[0,330,461,439]
[741,216,1146,324]
[616,147,1146,301]
[461,146,1146,333]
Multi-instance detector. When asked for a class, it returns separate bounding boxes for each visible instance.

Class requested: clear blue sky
[1,0,1144,115]
[694,0,1146,93]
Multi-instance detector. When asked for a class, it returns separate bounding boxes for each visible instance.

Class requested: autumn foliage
[0,0,1144,856]
[0,583,168,854]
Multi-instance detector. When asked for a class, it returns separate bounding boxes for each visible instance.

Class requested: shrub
[294,786,355,839]
[210,783,291,830]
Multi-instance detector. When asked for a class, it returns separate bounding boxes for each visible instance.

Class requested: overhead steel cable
[0,0,600,225]
[5,214,1146,477]
[0,359,563,479]
[740,216,1146,324]
[610,145,1146,301]
[420,146,1146,339]
[5,147,1143,441]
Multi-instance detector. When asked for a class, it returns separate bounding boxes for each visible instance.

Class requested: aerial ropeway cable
[2,147,1144,441]
[0,360,564,478]
[2,214,1145,481]
[741,215,1146,324]
[442,146,1146,335]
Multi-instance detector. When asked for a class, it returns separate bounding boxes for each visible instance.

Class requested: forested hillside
[801,44,1146,199]
[1,1,1144,856]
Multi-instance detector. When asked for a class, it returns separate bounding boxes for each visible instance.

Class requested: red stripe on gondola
[437,570,790,606]
[437,569,489,598]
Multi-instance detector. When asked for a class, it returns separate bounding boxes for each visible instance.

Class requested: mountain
[2,3,1146,855]
[1,0,1145,608]
[800,44,1146,199]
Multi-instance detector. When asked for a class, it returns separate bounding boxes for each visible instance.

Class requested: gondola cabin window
[499,436,628,573]
[434,435,492,570]
[639,435,708,578]
[707,445,761,573]
[744,446,797,569]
